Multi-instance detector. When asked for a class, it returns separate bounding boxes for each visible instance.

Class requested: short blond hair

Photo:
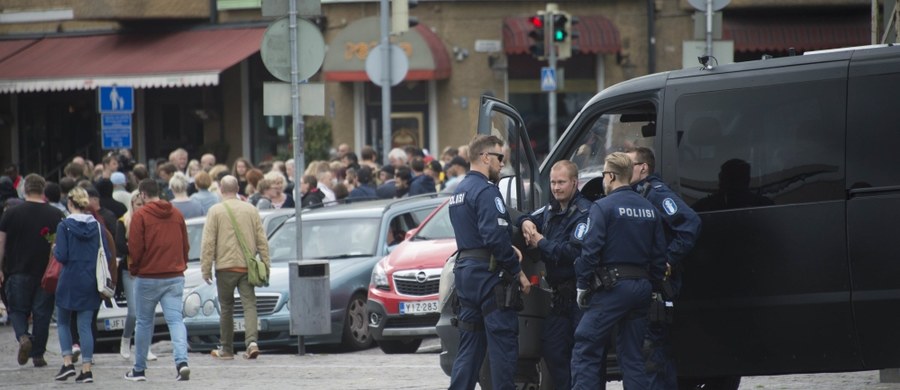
[604,152,633,182]
[263,170,285,185]
[551,160,578,180]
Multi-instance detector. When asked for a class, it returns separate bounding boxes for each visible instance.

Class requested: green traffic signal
[552,14,568,42]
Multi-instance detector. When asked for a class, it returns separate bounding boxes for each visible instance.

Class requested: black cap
[380,165,395,176]
[449,156,469,170]
[85,186,101,199]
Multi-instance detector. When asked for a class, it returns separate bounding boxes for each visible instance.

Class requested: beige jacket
[200,198,270,280]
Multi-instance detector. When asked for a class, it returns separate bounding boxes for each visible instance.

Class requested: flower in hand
[40,226,55,244]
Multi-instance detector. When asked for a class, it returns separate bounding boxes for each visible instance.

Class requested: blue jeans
[121,272,136,339]
[5,273,55,358]
[57,307,94,363]
[133,276,187,372]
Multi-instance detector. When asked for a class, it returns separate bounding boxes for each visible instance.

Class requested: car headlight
[202,299,217,316]
[183,293,201,317]
[371,261,389,290]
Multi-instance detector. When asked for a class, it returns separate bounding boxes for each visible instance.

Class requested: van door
[476,96,540,212]
[846,47,900,369]
[664,58,861,376]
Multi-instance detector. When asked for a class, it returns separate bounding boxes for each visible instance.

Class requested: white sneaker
[71,344,81,364]
[146,349,158,361]
[120,337,131,359]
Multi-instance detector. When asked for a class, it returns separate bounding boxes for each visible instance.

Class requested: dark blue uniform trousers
[572,279,652,390]
[647,275,681,390]
[542,301,583,390]
[450,259,519,390]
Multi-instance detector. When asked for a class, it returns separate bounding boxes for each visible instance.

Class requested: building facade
[0,0,873,175]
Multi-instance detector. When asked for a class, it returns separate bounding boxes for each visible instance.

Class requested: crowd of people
[0,141,473,383]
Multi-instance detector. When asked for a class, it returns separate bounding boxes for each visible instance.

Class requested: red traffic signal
[529,15,544,29]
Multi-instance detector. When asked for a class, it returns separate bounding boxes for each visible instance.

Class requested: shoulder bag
[96,222,115,298]
[223,202,269,287]
[40,247,62,294]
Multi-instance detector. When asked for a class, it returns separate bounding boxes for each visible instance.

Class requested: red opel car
[367,199,456,354]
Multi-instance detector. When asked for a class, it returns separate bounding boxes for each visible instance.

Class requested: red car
[367,199,456,354]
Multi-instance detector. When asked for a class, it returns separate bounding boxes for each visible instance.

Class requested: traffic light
[555,11,576,60]
[528,12,547,59]
[552,13,568,42]
[392,0,419,35]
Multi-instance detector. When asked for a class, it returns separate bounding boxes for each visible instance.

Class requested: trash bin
[289,260,330,336]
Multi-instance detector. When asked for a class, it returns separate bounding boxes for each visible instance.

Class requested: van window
[676,80,845,211]
[566,103,656,188]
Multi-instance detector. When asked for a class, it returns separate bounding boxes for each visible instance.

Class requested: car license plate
[399,300,438,314]
[104,317,126,331]
[233,319,261,332]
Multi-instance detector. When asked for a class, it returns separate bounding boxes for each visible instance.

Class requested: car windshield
[268,218,381,262]
[187,223,203,262]
[413,203,454,240]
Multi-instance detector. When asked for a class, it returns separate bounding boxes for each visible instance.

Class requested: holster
[648,292,674,324]
[494,271,524,312]
[550,280,576,314]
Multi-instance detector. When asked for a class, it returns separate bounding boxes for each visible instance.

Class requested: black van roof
[579,44,900,121]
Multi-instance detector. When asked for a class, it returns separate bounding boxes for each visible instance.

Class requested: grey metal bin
[288,260,331,336]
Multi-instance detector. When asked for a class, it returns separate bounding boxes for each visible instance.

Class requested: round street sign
[261,17,326,82]
[365,44,409,87]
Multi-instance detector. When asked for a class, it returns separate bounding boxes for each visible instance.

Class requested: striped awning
[503,15,621,55]
[0,27,266,93]
[723,14,869,53]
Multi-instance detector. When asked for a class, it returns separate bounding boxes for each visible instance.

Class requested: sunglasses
[481,152,504,163]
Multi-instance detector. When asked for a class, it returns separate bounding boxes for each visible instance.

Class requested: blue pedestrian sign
[98,85,134,113]
[541,67,557,92]
[101,113,132,149]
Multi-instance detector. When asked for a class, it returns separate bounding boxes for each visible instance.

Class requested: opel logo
[416,271,428,283]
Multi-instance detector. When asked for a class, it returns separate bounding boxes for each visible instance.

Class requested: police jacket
[517,190,591,285]
[449,171,521,276]
[634,175,701,268]
[575,186,667,290]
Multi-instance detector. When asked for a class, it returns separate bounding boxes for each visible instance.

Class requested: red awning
[723,15,869,53]
[0,39,36,62]
[0,27,265,93]
[503,15,621,55]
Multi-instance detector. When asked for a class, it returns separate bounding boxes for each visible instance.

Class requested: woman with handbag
[52,187,114,383]
[114,192,157,361]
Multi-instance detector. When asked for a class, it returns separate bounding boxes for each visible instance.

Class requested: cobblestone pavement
[1,322,900,389]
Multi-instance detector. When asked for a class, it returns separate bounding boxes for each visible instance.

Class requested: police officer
[572,152,666,390]
[626,147,701,390]
[449,134,531,390]
[517,160,591,390]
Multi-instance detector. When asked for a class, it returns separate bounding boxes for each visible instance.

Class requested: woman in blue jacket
[52,186,113,383]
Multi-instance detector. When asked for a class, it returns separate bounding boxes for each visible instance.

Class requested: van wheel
[341,294,373,351]
[678,376,741,390]
[378,338,422,354]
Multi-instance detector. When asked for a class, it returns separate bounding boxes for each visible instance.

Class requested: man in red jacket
[125,179,190,382]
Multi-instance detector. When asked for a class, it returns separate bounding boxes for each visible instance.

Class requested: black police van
[436,44,900,389]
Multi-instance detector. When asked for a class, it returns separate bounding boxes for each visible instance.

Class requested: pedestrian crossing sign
[541,67,557,92]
